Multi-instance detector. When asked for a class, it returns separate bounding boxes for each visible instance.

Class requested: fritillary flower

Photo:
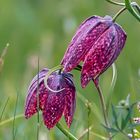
[61,15,127,88]
[25,68,76,129]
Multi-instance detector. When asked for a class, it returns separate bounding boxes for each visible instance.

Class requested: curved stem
[105,0,125,6]
[113,7,127,22]
[44,65,64,92]
[93,80,112,139]
[94,83,109,127]
[106,63,117,114]
[125,0,140,22]
[74,65,82,71]
[0,114,78,140]
[106,0,140,22]
[133,2,140,14]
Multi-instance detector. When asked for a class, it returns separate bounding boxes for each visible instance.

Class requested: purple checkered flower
[61,15,127,88]
[25,68,76,129]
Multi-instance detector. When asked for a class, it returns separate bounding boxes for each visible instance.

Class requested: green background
[0,0,140,139]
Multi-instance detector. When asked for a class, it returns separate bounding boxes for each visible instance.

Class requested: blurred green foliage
[0,0,140,140]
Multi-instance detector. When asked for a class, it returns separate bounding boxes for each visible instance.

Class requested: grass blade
[0,97,9,121]
[12,90,19,140]
[0,114,24,126]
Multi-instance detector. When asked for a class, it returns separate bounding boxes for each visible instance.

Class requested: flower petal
[81,26,117,88]
[25,68,48,118]
[42,74,66,129]
[62,73,76,127]
[61,16,113,72]
[114,23,127,54]
[27,68,48,99]
[64,88,76,128]
[100,24,127,75]
[42,92,65,129]
[43,72,76,129]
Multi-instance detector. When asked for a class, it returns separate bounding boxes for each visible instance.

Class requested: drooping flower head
[61,15,127,88]
[25,68,76,129]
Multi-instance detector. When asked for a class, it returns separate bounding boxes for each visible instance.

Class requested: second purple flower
[61,15,127,88]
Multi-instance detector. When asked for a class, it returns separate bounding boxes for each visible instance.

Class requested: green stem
[105,0,140,11]
[133,2,140,14]
[85,101,91,140]
[74,67,82,71]
[78,125,93,140]
[125,0,140,22]
[77,92,102,121]
[0,114,78,140]
[95,84,109,128]
[0,114,24,126]
[12,91,19,140]
[78,125,107,140]
[106,63,117,115]
[106,0,140,22]
[0,97,9,121]
[90,131,107,140]
[76,65,82,70]
[113,7,127,22]
[105,0,125,6]
[56,123,78,140]
[93,80,112,139]
[74,65,82,71]
[118,129,129,139]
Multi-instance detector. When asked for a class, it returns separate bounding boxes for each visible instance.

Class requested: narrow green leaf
[121,103,136,130]
[102,124,118,133]
[0,97,9,121]
[13,91,19,140]
[90,131,107,140]
[121,117,126,130]
[123,110,131,128]
[111,105,119,129]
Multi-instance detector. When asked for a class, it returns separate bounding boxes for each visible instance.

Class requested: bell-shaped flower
[61,15,127,88]
[25,68,76,129]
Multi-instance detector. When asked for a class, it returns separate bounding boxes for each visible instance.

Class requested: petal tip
[81,73,90,88]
